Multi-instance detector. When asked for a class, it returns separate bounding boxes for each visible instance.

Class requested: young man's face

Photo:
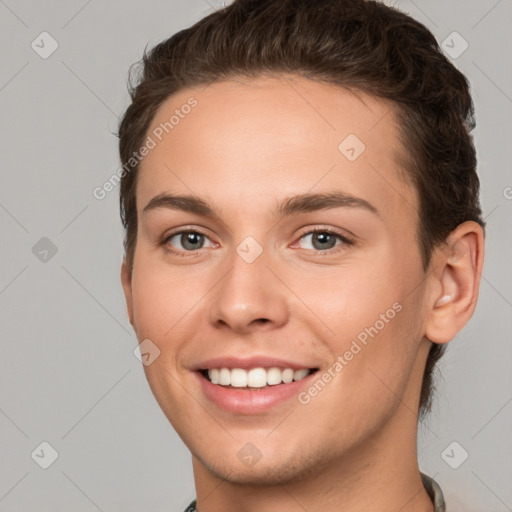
[122,75,434,484]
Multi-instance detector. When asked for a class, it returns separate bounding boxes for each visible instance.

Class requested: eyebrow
[142,191,380,219]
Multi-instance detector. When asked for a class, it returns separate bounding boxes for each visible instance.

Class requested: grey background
[0,0,511,511]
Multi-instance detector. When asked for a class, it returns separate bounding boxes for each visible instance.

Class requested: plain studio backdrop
[0,1,511,511]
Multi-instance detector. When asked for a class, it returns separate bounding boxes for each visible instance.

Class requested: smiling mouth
[200,366,319,389]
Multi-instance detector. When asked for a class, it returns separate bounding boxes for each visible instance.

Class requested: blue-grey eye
[299,231,342,250]
[169,231,209,251]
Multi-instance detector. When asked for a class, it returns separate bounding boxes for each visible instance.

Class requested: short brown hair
[118,0,484,416]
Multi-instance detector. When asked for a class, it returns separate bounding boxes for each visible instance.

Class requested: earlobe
[425,221,484,344]
[121,259,136,332]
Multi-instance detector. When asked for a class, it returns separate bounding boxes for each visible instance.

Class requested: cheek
[291,252,423,402]
[290,253,414,344]
[130,255,205,339]
[129,259,202,423]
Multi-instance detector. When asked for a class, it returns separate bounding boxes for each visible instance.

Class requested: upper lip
[191,356,319,371]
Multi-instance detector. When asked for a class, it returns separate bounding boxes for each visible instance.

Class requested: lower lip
[195,371,316,414]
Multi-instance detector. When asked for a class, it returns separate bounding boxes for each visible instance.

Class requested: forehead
[136,74,417,222]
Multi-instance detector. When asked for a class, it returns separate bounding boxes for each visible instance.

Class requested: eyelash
[294,227,354,255]
[160,227,354,257]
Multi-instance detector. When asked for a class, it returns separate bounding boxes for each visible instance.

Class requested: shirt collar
[421,472,446,512]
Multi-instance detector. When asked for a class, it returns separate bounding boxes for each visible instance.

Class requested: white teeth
[247,368,267,388]
[267,367,282,385]
[282,368,294,383]
[207,367,312,387]
[230,368,247,388]
[209,368,219,384]
[219,368,231,385]
[293,369,309,381]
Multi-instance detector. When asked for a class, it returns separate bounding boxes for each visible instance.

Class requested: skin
[121,74,484,512]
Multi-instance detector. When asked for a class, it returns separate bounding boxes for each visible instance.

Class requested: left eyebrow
[276,191,380,218]
[142,190,380,220]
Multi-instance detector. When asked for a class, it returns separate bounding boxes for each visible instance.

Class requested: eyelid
[161,225,213,243]
[294,225,355,243]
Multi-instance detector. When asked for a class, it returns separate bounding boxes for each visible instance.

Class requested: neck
[192,408,434,512]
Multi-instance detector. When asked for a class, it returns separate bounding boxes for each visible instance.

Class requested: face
[122,75,433,484]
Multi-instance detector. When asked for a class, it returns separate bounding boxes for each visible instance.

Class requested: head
[119,0,484,484]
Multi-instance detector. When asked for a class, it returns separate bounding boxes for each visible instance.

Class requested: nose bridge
[208,242,289,331]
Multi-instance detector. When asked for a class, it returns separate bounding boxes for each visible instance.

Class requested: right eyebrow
[142,193,221,220]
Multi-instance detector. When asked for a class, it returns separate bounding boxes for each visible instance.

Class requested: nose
[207,248,289,334]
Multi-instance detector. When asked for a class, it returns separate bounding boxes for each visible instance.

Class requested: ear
[121,259,136,332]
[424,221,485,344]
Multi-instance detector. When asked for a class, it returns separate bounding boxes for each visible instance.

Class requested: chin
[195,447,328,486]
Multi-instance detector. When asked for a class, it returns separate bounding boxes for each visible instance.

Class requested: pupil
[182,232,203,250]
[313,232,336,250]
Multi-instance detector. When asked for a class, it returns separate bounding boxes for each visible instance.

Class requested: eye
[296,229,352,252]
[165,230,215,253]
